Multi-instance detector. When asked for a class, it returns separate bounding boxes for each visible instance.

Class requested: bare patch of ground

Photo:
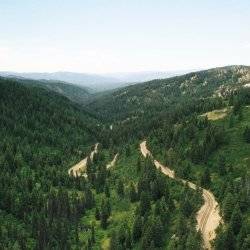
[201,108,229,121]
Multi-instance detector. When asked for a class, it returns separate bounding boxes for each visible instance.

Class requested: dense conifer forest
[0,66,250,249]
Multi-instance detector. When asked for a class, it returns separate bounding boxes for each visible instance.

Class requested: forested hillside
[0,66,249,250]
[0,77,203,249]
[85,65,250,249]
[4,77,93,104]
[147,89,250,249]
[88,65,250,145]
[0,77,101,249]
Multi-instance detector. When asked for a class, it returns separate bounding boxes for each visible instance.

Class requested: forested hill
[0,76,100,140]
[0,77,105,248]
[86,65,250,145]
[88,65,250,122]
[3,76,93,104]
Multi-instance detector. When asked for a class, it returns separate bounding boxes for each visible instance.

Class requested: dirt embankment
[140,141,222,250]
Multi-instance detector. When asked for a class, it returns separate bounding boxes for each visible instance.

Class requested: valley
[0,66,249,250]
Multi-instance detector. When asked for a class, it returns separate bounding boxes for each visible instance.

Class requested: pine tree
[151,216,164,247]
[230,204,242,235]
[185,230,201,250]
[129,183,137,202]
[95,207,100,220]
[236,223,250,250]
[224,226,236,250]
[228,114,235,128]
[141,225,153,249]
[243,126,250,143]
[125,230,132,249]
[100,199,109,229]
[132,216,142,241]
[139,191,151,216]
[117,179,124,198]
[91,224,95,244]
[104,184,110,197]
[218,154,226,176]
[137,157,141,172]
[110,231,122,250]
[106,199,111,217]
[223,193,235,222]
[200,167,211,188]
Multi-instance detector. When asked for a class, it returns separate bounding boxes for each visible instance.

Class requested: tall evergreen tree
[230,204,242,235]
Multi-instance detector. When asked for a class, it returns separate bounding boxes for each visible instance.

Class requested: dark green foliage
[100,198,111,229]
[129,183,137,202]
[139,191,151,216]
[223,193,236,222]
[243,126,250,143]
[0,78,102,249]
[95,207,100,220]
[132,215,143,242]
[2,65,250,249]
[104,184,110,197]
[200,167,211,188]
[230,204,242,235]
[116,179,124,198]
[217,154,227,176]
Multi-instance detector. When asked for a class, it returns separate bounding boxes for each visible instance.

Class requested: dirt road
[140,141,222,250]
[68,144,118,177]
[68,143,99,177]
[106,154,119,169]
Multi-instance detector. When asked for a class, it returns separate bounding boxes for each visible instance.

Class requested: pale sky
[0,0,250,73]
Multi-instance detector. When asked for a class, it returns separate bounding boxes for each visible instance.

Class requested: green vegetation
[147,89,250,249]
[1,65,250,249]
[0,78,100,249]
[6,76,93,104]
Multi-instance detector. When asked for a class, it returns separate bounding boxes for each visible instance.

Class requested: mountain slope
[88,65,250,122]
[0,76,203,250]
[0,77,100,144]
[0,77,104,248]
[8,77,93,104]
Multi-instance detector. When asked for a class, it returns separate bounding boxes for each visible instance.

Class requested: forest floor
[140,141,222,250]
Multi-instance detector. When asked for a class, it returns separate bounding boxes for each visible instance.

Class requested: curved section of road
[106,153,119,169]
[140,141,222,250]
[68,144,119,177]
[68,143,99,177]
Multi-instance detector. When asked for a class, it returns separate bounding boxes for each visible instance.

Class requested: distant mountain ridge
[0,71,122,92]
[104,70,193,83]
[0,70,192,92]
[0,76,94,104]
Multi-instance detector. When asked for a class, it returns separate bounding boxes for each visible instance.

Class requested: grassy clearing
[192,106,250,189]
[201,107,230,121]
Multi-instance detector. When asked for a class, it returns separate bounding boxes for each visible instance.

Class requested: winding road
[106,153,119,169]
[68,144,118,177]
[140,141,222,250]
[68,143,99,177]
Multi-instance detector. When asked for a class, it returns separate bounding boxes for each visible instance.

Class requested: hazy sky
[0,0,250,73]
